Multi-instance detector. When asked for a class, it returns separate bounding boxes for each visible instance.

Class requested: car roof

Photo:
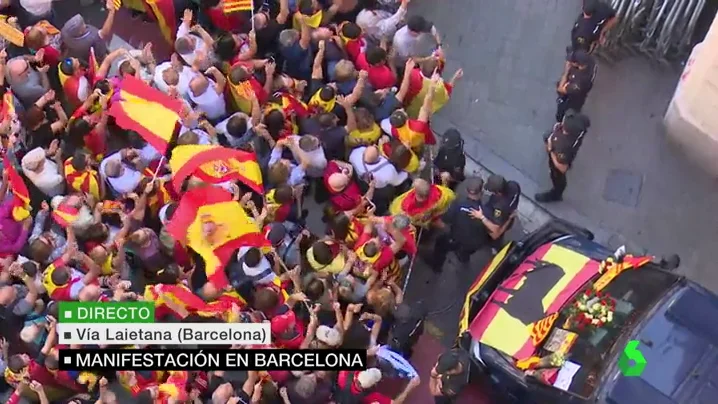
[468,238,603,359]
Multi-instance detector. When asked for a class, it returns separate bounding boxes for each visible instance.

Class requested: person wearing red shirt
[323,160,367,215]
[356,47,397,90]
[203,0,246,33]
[338,22,367,64]
[335,368,420,404]
[353,216,406,282]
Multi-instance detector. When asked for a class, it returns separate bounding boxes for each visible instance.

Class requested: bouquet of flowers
[567,288,616,331]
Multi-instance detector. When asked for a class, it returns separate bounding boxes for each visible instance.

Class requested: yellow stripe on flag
[224,0,252,13]
[120,90,179,144]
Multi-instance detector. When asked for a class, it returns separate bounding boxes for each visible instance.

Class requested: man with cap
[570,0,618,54]
[266,223,307,269]
[535,110,591,203]
[477,174,521,247]
[335,367,420,404]
[426,178,489,272]
[556,49,597,122]
[430,349,470,403]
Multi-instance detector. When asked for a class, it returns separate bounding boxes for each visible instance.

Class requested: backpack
[434,128,466,184]
[387,302,427,359]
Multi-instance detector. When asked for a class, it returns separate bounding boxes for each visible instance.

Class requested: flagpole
[250,0,255,32]
[151,156,165,182]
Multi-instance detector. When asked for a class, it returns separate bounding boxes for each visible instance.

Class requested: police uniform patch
[577,37,585,44]
[493,209,502,218]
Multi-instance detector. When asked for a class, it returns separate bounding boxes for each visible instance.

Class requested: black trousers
[429,233,478,272]
[555,95,587,122]
[548,153,568,198]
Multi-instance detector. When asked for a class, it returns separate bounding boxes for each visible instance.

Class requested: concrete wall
[664,13,718,177]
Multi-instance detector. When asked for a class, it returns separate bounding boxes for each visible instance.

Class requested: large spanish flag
[108,75,183,155]
[144,0,177,46]
[170,144,263,194]
[389,185,454,228]
[165,187,269,289]
[5,163,31,221]
[64,158,101,200]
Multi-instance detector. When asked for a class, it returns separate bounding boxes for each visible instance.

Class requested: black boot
[535,191,563,203]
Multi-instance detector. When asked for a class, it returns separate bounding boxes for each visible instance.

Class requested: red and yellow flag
[108,75,183,155]
[227,79,255,114]
[144,0,177,46]
[6,163,31,221]
[165,187,270,289]
[88,47,100,80]
[1,91,15,122]
[389,185,455,228]
[292,10,322,29]
[169,144,263,194]
[141,167,175,215]
[52,202,80,228]
[144,283,246,321]
[64,157,101,201]
[224,0,252,13]
[391,119,435,149]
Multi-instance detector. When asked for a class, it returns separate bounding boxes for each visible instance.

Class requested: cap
[569,49,592,66]
[485,174,507,194]
[407,15,433,33]
[563,111,591,134]
[583,0,599,14]
[266,223,287,245]
[436,351,460,373]
[465,177,484,195]
[315,325,342,347]
[357,368,382,389]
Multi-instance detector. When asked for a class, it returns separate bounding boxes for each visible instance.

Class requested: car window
[532,266,677,397]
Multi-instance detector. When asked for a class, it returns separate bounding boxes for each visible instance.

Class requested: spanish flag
[169,144,263,194]
[227,77,255,114]
[308,89,336,114]
[52,202,80,228]
[144,283,246,321]
[267,91,309,119]
[108,74,183,155]
[405,74,453,119]
[165,187,270,290]
[391,119,435,150]
[42,258,87,301]
[140,167,175,215]
[224,0,252,13]
[5,163,31,221]
[144,0,177,46]
[380,141,420,174]
[1,91,15,121]
[64,157,101,200]
[292,9,323,30]
[390,185,455,228]
[158,371,189,402]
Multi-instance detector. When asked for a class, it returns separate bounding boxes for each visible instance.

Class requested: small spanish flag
[390,184,455,228]
[64,157,101,201]
[1,91,15,121]
[224,0,252,13]
[5,163,31,221]
[88,47,100,80]
[52,202,80,228]
[108,73,183,155]
[169,144,263,194]
[165,187,270,290]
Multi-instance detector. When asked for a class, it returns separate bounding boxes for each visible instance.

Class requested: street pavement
[412,0,718,293]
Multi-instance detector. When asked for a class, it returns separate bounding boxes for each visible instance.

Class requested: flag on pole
[169,144,263,194]
[108,75,184,155]
[5,163,31,221]
[224,0,252,13]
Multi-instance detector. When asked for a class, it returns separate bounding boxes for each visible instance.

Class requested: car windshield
[532,265,677,397]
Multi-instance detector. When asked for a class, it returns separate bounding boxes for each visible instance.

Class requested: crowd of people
[0,0,523,402]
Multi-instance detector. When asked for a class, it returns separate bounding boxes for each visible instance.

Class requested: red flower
[596,291,602,298]
[577,322,585,330]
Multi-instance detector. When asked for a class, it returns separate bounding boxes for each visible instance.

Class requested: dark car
[454,220,717,404]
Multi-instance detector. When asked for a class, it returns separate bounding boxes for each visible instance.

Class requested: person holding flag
[405,57,463,119]
[390,178,455,229]
[57,47,126,109]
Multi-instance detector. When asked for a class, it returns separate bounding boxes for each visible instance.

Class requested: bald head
[413,178,431,199]
[104,159,122,178]
[328,172,349,191]
[189,75,209,97]
[363,146,380,164]
[7,59,29,79]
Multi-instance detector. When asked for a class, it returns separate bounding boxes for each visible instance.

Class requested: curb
[430,115,647,253]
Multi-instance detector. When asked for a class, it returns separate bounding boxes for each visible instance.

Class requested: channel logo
[618,340,647,377]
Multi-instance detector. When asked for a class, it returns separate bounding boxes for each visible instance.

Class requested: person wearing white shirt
[175,9,213,67]
[268,139,310,187]
[356,0,408,44]
[21,147,64,197]
[216,112,254,149]
[100,150,143,196]
[288,135,327,178]
[392,15,441,66]
[350,145,408,213]
[188,69,227,121]
[153,55,197,101]
[235,246,276,285]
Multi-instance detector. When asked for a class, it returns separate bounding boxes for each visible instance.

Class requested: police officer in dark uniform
[570,0,618,53]
[481,174,521,248]
[427,178,489,272]
[535,110,591,203]
[556,49,597,122]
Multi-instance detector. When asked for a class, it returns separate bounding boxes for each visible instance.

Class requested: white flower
[592,303,601,311]
[591,319,599,325]
[600,316,607,322]
[578,304,587,311]
[607,312,614,322]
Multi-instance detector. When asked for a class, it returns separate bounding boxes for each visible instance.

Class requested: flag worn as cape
[267,91,309,119]
[390,185,455,228]
[405,74,453,119]
[6,163,31,221]
[109,75,184,155]
[144,0,177,45]
[224,0,252,13]
[64,157,101,200]
[308,89,336,114]
[169,144,263,194]
[292,9,322,30]
[391,119,435,149]
[165,187,270,289]
[380,141,420,174]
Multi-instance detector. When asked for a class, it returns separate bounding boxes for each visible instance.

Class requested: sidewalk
[414,0,718,292]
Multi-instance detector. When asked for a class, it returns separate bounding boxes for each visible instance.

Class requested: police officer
[427,178,489,272]
[570,0,618,53]
[556,49,596,122]
[535,110,591,203]
[481,174,521,248]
